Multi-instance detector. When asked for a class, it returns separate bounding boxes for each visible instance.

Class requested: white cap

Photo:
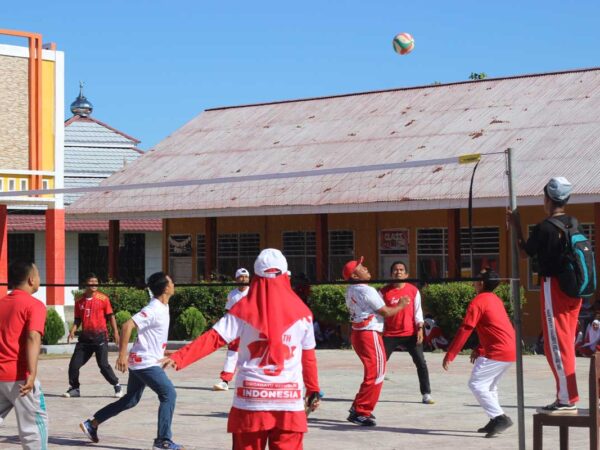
[254,248,288,278]
[235,268,250,278]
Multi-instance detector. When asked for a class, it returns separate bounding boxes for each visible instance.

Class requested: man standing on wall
[508,177,583,413]
[380,261,434,404]
[344,257,410,426]
[0,261,48,449]
[213,267,250,391]
[63,272,122,398]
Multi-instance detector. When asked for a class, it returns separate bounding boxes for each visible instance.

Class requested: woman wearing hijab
[577,320,600,357]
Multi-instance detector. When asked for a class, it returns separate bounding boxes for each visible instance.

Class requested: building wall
[165,203,597,338]
[0,54,28,169]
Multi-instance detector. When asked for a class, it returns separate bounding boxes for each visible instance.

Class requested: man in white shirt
[213,267,250,391]
[80,272,185,450]
[344,257,410,427]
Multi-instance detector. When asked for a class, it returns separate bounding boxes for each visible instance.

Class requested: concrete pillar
[447,209,461,279]
[316,214,329,281]
[45,208,65,311]
[205,217,217,280]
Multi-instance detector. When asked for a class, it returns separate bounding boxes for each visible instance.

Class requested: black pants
[383,335,431,395]
[68,341,119,389]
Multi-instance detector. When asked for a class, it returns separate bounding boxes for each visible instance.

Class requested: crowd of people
[0,176,594,449]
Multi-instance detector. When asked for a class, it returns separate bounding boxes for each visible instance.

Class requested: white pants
[0,379,48,450]
[468,357,512,419]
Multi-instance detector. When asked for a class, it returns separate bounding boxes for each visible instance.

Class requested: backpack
[548,217,597,298]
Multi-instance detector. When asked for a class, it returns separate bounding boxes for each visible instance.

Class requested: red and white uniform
[446,292,516,419]
[220,288,249,382]
[129,298,170,370]
[170,264,319,450]
[379,283,423,337]
[74,291,114,343]
[345,284,386,416]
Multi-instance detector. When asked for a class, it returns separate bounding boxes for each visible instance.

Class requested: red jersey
[380,283,423,337]
[446,292,516,363]
[74,291,114,343]
[0,289,47,381]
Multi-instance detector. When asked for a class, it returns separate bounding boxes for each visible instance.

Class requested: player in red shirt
[443,268,515,438]
[0,261,48,449]
[63,272,122,398]
[380,261,434,404]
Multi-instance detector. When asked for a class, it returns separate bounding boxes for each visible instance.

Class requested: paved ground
[0,349,593,449]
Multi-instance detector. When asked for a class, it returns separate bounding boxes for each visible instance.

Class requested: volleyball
[392,32,414,55]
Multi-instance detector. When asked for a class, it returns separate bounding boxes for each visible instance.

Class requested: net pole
[507,147,525,450]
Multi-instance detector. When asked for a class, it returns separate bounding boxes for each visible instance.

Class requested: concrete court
[0,349,593,450]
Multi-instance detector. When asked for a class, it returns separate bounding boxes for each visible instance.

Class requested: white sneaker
[114,384,123,398]
[213,380,229,391]
[422,394,435,404]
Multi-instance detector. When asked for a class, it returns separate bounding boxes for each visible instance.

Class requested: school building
[67,67,600,339]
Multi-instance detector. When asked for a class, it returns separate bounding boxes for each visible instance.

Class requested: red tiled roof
[8,215,162,232]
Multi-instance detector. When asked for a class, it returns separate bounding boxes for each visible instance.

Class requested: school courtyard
[0,349,592,450]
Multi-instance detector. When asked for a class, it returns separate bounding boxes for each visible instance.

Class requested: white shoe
[114,384,123,398]
[213,380,229,391]
[422,394,435,404]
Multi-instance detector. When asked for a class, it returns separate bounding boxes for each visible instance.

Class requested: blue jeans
[94,366,176,441]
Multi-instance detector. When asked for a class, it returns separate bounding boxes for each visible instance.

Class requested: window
[8,233,35,266]
[19,179,28,191]
[217,233,260,279]
[379,229,409,277]
[460,227,500,274]
[118,233,145,285]
[197,234,206,280]
[416,228,447,279]
[42,179,49,190]
[329,230,354,280]
[7,179,16,191]
[168,234,193,283]
[78,233,108,283]
[282,231,316,281]
[581,223,595,248]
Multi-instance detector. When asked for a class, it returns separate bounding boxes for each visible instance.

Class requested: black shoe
[347,412,376,427]
[485,415,513,438]
[348,406,375,420]
[63,387,80,398]
[536,400,577,415]
[477,418,494,433]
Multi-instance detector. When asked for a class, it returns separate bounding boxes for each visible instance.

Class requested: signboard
[380,229,409,253]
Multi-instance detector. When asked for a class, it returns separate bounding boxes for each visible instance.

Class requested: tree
[469,72,488,80]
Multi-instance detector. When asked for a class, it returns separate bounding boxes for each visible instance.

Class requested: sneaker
[153,438,185,450]
[347,412,376,427]
[114,384,123,398]
[213,380,229,391]
[79,419,99,443]
[485,414,513,438]
[422,394,435,404]
[477,418,494,433]
[348,406,375,419]
[536,400,577,415]
[63,387,80,398]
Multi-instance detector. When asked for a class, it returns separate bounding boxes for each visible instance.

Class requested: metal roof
[8,215,161,232]
[68,68,600,219]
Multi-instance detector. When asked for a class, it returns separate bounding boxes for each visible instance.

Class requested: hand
[506,208,520,228]
[399,295,411,308]
[164,349,175,357]
[469,349,479,364]
[19,375,35,396]
[115,354,129,373]
[67,332,75,344]
[304,393,321,412]
[416,328,424,345]
[160,357,178,370]
[442,356,450,371]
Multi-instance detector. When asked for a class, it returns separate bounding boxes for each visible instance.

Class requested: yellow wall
[166,204,598,338]
[41,59,55,172]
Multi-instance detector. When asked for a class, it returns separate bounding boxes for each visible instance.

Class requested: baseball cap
[235,268,250,278]
[254,248,288,278]
[342,256,364,280]
[544,177,572,202]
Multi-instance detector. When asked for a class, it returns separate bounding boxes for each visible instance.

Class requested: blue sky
[3,0,600,149]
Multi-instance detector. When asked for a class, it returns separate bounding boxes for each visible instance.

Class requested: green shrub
[43,308,65,345]
[175,306,207,340]
[113,310,137,342]
[308,285,349,323]
[422,282,526,342]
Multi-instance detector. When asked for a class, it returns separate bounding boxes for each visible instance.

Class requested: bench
[533,352,600,449]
